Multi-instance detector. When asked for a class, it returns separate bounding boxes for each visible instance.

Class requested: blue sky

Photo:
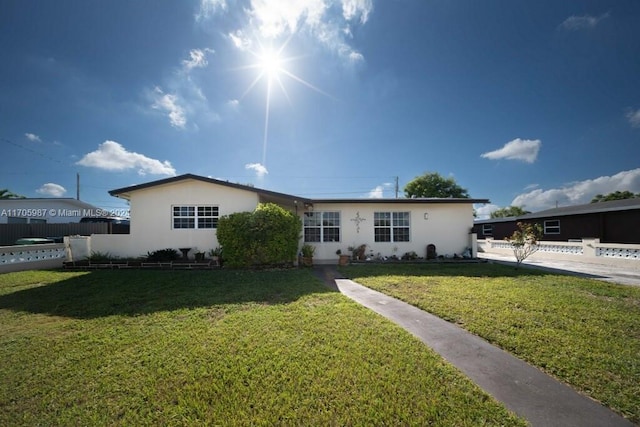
[1,0,639,218]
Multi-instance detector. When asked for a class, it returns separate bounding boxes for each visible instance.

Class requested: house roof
[311,197,490,205]
[475,198,640,224]
[0,198,100,210]
[109,174,312,204]
[109,173,489,205]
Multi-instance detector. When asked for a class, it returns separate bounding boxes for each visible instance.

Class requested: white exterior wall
[307,202,476,264]
[92,179,259,258]
[90,176,478,262]
[0,199,104,224]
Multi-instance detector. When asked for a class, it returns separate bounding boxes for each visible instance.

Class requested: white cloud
[342,0,372,24]
[182,48,214,71]
[196,0,227,21]
[220,0,371,63]
[245,162,269,178]
[228,30,252,51]
[474,203,501,220]
[626,108,640,128]
[348,50,364,63]
[151,87,187,129]
[248,0,325,38]
[481,138,541,163]
[560,12,609,31]
[367,185,384,199]
[25,133,41,142]
[511,168,640,212]
[367,182,393,198]
[36,183,66,197]
[77,140,177,176]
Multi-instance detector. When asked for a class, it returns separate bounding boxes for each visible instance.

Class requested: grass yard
[342,263,640,424]
[0,269,525,426]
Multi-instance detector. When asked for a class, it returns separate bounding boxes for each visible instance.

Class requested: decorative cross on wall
[350,211,366,233]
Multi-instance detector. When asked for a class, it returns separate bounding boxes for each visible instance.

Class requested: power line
[0,137,67,166]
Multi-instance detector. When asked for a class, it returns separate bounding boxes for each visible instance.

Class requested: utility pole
[76,173,80,200]
[394,176,399,198]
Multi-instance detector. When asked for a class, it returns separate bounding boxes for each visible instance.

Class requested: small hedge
[217,203,301,268]
[145,248,180,263]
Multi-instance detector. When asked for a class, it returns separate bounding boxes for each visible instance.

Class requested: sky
[1,0,639,219]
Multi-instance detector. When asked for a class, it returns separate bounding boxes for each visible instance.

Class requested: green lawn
[0,269,524,426]
[342,263,640,423]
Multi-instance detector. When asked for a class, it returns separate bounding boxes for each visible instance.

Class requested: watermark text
[1,208,130,218]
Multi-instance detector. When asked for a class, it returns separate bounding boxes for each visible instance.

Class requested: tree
[591,191,639,203]
[490,206,530,218]
[505,222,543,268]
[404,172,469,198]
[0,189,25,199]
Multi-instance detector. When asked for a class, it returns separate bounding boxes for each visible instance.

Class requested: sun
[237,37,333,177]
[258,48,283,80]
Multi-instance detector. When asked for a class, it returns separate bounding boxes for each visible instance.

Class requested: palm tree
[0,189,25,199]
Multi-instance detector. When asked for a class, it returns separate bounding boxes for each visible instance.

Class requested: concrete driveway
[478,253,640,287]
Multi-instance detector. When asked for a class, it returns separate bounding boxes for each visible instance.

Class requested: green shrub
[145,248,180,263]
[401,251,419,260]
[217,203,301,268]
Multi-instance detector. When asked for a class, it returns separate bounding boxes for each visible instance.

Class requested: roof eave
[311,198,490,204]
[108,174,311,204]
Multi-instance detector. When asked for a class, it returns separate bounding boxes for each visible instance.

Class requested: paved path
[314,267,635,427]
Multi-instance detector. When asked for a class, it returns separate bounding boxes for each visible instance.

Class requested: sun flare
[238,37,333,176]
[259,49,283,79]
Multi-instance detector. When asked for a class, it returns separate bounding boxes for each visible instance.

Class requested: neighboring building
[0,198,106,224]
[93,174,489,262]
[473,198,640,244]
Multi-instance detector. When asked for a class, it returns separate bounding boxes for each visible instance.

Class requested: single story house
[90,174,489,263]
[0,198,105,224]
[473,198,640,244]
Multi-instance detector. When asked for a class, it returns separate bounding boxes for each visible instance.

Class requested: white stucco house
[90,174,489,263]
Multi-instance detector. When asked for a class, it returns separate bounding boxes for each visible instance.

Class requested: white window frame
[482,224,493,236]
[304,211,341,243]
[374,211,410,242]
[544,219,560,235]
[172,205,219,229]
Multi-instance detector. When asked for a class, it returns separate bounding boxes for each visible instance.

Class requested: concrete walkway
[314,267,634,427]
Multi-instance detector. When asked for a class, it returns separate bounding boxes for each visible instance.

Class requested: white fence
[0,243,67,273]
[479,238,640,268]
[3,237,638,273]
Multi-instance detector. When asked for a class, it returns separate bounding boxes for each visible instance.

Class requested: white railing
[596,247,640,260]
[0,243,66,273]
[479,238,640,267]
[485,240,584,255]
[536,243,583,255]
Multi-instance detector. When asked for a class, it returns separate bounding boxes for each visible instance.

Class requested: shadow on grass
[0,269,335,319]
[338,261,587,280]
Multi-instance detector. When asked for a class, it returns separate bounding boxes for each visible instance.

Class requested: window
[197,206,218,228]
[304,211,340,242]
[374,211,410,242]
[544,219,560,234]
[482,224,493,236]
[172,205,218,229]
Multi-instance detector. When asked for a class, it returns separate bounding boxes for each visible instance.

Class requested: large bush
[217,203,301,268]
